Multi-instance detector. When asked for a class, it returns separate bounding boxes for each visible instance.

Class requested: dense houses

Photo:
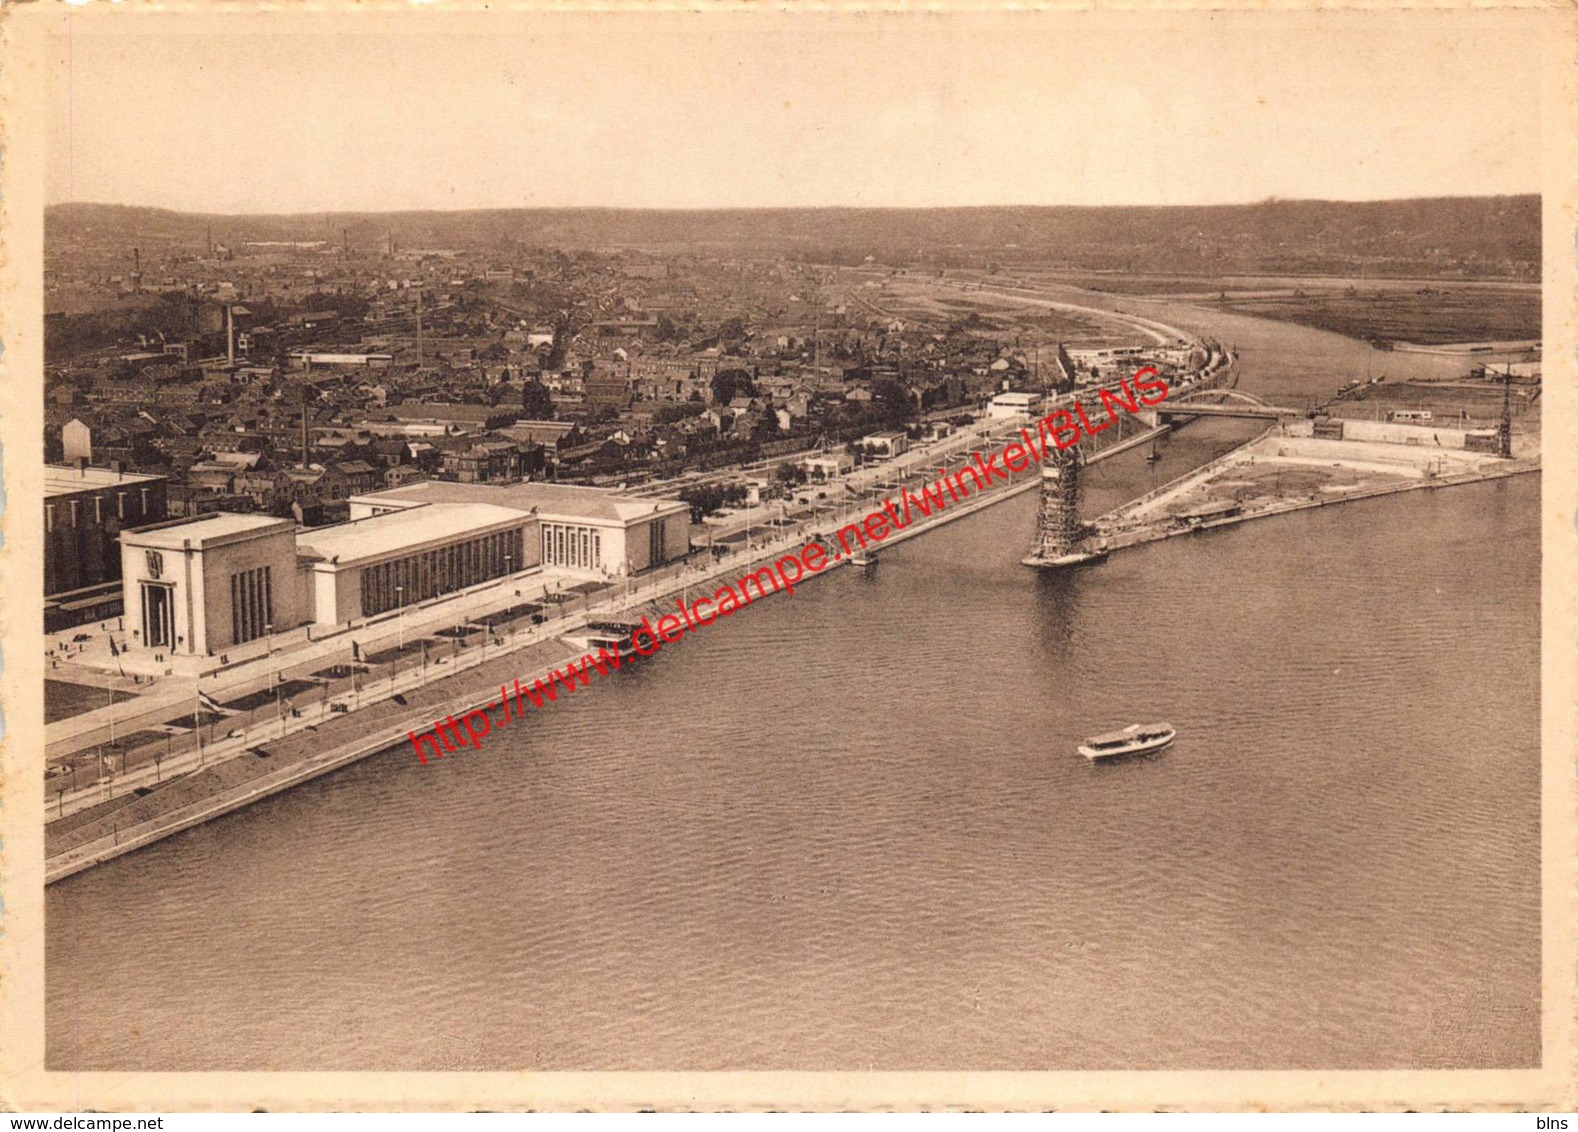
[43,233,1190,630]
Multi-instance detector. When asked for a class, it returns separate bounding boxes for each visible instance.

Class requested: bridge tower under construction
[1023,443,1099,568]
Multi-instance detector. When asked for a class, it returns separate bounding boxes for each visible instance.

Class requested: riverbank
[1097,428,1540,555]
[44,407,1185,882]
[35,346,1336,883]
[47,266,1544,1075]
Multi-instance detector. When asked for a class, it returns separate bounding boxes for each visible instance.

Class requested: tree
[872,378,913,427]
[774,462,807,487]
[846,441,883,467]
[711,367,757,405]
[544,318,571,370]
[679,484,727,522]
[520,379,554,420]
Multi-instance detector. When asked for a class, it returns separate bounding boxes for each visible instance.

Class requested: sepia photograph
[2,1,1574,1113]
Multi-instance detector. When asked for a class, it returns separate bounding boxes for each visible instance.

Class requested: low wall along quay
[406,370,1174,765]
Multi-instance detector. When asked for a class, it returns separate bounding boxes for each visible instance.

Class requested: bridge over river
[1151,387,1306,423]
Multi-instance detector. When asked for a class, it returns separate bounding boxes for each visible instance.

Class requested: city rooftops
[45,463,165,498]
[388,402,507,424]
[296,502,531,567]
[352,480,688,526]
[123,512,293,550]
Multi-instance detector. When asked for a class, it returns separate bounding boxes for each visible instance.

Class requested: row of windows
[649,518,669,568]
[45,488,157,532]
[360,528,525,618]
[231,566,274,645]
[542,523,603,571]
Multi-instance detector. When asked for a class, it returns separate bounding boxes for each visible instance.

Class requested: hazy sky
[45,10,1545,214]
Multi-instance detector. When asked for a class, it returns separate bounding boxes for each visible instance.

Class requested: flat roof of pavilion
[296,502,531,566]
[353,480,687,525]
[124,512,293,550]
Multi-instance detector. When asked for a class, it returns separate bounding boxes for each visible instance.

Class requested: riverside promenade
[44,355,1237,883]
[45,414,1184,883]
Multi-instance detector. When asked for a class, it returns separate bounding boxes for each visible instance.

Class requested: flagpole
[194,684,203,766]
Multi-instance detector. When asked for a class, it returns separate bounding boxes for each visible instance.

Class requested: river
[46,295,1540,1071]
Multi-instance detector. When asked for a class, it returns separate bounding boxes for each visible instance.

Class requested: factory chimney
[130,248,142,293]
[225,303,236,366]
[1498,372,1514,459]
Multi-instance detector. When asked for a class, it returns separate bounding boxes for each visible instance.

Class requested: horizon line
[45,192,1542,221]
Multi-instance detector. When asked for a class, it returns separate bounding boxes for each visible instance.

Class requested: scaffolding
[1029,443,1084,562]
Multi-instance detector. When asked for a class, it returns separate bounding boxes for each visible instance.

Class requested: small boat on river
[1078,723,1176,761]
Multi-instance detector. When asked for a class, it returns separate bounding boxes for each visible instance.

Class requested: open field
[1043,273,1540,346]
[864,277,1157,346]
[1197,461,1411,504]
[1218,288,1539,345]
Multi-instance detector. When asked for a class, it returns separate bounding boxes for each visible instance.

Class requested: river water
[46,297,1540,1071]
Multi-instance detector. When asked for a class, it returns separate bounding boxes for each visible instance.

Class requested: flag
[108,636,119,657]
[352,640,363,663]
[196,690,234,716]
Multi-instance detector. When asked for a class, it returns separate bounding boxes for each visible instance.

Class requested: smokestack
[417,287,425,366]
[343,227,349,257]
[207,225,213,257]
[225,303,236,366]
[301,392,309,468]
[131,248,142,293]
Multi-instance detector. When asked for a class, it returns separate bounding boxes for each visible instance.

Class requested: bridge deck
[1159,403,1301,419]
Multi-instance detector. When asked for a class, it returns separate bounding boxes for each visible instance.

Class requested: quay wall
[46,419,1185,882]
[1105,460,1539,555]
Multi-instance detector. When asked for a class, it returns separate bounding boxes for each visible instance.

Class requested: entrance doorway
[141,582,174,650]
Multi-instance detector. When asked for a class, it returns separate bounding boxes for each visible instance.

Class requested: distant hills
[46,196,1540,279]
